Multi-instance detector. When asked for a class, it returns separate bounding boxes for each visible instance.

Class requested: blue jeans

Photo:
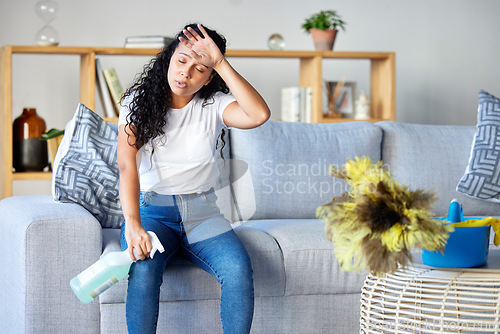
[120,190,254,334]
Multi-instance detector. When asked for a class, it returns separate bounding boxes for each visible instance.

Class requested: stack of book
[281,87,312,123]
[124,35,174,49]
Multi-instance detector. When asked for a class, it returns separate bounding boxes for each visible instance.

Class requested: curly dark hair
[121,23,230,157]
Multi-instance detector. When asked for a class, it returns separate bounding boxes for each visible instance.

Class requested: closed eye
[177,53,207,74]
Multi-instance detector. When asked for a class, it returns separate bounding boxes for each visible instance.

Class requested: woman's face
[167,44,214,104]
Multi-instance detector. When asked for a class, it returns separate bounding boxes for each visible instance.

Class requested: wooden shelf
[12,172,52,180]
[0,45,395,198]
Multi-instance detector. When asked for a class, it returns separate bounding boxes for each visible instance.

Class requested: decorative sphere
[267,34,285,50]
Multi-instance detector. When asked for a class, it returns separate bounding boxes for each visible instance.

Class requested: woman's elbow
[255,105,271,126]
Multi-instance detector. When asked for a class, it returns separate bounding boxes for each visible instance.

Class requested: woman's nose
[180,69,191,79]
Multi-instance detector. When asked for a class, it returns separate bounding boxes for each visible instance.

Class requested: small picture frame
[327,81,356,116]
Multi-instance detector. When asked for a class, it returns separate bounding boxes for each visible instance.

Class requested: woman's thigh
[120,192,184,264]
[178,189,233,244]
[181,229,253,282]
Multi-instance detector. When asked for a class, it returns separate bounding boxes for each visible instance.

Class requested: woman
[117,23,270,333]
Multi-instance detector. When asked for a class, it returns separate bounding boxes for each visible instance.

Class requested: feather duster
[316,156,453,276]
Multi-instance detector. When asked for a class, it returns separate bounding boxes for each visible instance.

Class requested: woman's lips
[175,80,187,88]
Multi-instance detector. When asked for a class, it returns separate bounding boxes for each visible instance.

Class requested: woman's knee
[128,256,166,286]
[224,251,254,285]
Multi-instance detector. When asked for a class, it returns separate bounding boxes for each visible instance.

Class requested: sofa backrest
[228,120,383,222]
[377,121,499,217]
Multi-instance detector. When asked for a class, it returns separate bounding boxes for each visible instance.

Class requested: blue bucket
[421,217,491,268]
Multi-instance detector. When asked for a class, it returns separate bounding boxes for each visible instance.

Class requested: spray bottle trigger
[132,248,140,261]
[147,231,165,259]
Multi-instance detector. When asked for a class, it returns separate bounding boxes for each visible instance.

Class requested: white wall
[1,0,499,195]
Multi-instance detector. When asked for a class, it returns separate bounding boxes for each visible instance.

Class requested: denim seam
[180,245,222,283]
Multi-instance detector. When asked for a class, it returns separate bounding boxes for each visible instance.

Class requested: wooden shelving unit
[0,46,395,198]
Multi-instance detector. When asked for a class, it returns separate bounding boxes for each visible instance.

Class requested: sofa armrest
[0,195,102,333]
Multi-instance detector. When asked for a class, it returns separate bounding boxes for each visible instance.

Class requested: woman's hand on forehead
[178,24,225,70]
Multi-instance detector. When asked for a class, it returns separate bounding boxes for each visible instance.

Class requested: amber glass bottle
[13,108,48,172]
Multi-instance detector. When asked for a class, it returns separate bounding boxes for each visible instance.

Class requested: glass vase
[13,108,48,172]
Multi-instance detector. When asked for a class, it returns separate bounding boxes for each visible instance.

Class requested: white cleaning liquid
[70,231,164,304]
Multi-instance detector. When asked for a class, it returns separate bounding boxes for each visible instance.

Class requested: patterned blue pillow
[457,90,500,202]
[52,104,123,228]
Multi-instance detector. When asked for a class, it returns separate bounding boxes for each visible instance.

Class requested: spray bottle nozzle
[147,231,165,259]
[131,231,165,260]
[448,198,464,223]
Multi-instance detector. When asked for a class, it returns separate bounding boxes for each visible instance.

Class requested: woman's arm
[214,59,270,129]
[117,124,152,261]
[180,25,271,129]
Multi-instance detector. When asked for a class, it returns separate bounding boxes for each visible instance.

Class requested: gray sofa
[2,120,499,334]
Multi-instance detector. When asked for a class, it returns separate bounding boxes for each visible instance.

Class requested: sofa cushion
[98,226,285,304]
[240,219,366,296]
[378,121,500,217]
[52,104,123,228]
[229,120,383,221]
[457,90,500,202]
[98,220,364,304]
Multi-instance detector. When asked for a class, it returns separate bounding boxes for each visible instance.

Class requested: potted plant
[302,10,346,51]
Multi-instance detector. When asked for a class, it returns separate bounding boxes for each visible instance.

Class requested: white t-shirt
[119,91,236,194]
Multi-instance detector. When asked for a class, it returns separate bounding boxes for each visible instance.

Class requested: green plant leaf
[302,9,346,32]
[40,128,64,140]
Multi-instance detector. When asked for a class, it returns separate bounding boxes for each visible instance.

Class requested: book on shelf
[281,87,312,123]
[124,35,174,49]
[103,68,124,115]
[301,87,312,123]
[95,58,117,118]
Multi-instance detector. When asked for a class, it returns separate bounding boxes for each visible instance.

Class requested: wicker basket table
[360,249,500,333]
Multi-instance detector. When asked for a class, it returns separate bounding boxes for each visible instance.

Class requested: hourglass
[35,0,59,46]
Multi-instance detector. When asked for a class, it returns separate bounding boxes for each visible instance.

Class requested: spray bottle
[70,231,164,304]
